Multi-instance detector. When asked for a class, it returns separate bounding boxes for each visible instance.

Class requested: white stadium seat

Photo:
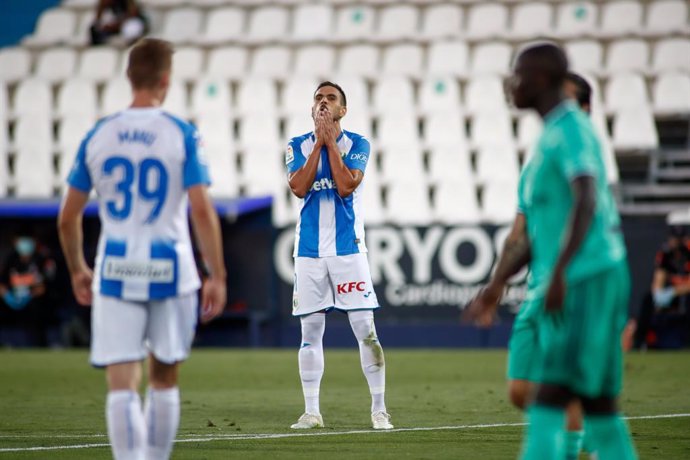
[236,78,278,116]
[381,44,423,78]
[35,47,77,82]
[482,181,517,224]
[196,116,234,158]
[328,75,368,116]
[14,148,55,197]
[56,79,98,119]
[282,78,318,116]
[612,108,659,150]
[428,147,474,185]
[362,181,385,226]
[653,39,690,73]
[294,46,336,78]
[172,47,204,82]
[337,44,380,78]
[250,46,292,79]
[239,115,280,150]
[377,113,421,151]
[12,79,52,118]
[70,10,95,46]
[470,42,512,76]
[23,8,76,46]
[0,48,31,83]
[372,77,415,115]
[206,46,248,80]
[645,0,688,35]
[379,146,425,184]
[190,78,231,118]
[565,40,604,75]
[606,39,649,75]
[605,73,649,113]
[475,145,519,186]
[653,72,690,114]
[207,154,240,198]
[101,78,130,115]
[419,77,462,115]
[241,146,284,194]
[510,2,553,39]
[433,180,481,225]
[272,185,297,227]
[0,83,7,123]
[470,110,514,149]
[427,41,469,78]
[556,1,597,38]
[77,47,119,81]
[334,5,376,42]
[423,112,468,150]
[13,115,53,155]
[161,8,203,44]
[386,180,432,226]
[57,116,94,185]
[517,112,543,151]
[342,112,372,140]
[421,4,462,40]
[161,79,188,118]
[285,114,315,139]
[599,0,642,37]
[292,4,333,42]
[466,4,508,40]
[245,6,289,44]
[198,7,245,45]
[465,76,509,115]
[376,5,419,42]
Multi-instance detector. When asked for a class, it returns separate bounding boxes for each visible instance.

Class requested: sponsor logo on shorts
[337,281,366,294]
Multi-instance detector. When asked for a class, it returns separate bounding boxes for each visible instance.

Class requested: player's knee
[508,381,531,410]
[148,359,178,389]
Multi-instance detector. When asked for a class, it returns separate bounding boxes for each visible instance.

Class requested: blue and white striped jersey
[286,130,370,258]
[67,108,211,301]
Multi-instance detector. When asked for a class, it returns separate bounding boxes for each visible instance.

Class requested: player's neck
[535,91,564,119]
[130,89,164,109]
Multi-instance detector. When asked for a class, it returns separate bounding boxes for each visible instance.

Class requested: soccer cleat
[371,411,394,430]
[290,413,324,429]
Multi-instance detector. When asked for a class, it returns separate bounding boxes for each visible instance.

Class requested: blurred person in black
[0,232,58,346]
[90,0,149,46]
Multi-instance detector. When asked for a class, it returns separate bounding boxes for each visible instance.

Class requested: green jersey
[521,101,626,293]
[516,159,543,299]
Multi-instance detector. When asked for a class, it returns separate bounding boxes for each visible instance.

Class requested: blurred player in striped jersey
[285,82,392,430]
[58,38,226,460]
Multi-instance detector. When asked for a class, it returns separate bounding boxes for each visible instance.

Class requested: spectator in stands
[90,0,148,46]
[0,232,57,346]
[635,225,690,348]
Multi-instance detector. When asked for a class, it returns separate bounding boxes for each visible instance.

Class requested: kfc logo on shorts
[337,281,366,294]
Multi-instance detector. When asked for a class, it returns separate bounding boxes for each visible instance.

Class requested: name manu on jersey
[117,129,156,146]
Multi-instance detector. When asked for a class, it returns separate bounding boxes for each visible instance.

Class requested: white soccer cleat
[371,411,394,430]
[290,413,324,429]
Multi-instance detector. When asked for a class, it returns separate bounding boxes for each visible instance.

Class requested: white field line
[0,413,688,453]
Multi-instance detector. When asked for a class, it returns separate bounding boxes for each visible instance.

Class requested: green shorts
[538,261,630,398]
[507,296,543,382]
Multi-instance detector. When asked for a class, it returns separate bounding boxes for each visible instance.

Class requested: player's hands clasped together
[200,276,227,324]
[314,106,338,147]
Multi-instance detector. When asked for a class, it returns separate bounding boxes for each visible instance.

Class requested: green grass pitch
[1,349,689,459]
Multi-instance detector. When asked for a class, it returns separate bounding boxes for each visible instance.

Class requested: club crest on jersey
[286,145,294,165]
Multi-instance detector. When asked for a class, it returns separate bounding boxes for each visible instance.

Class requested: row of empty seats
[27,1,690,48]
[5,38,689,84]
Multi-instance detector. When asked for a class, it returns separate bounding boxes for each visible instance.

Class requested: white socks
[106,390,146,460]
[298,313,326,415]
[348,310,387,413]
[106,388,179,460]
[144,387,180,460]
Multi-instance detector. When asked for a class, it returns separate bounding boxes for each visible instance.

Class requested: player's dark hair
[315,81,347,106]
[565,72,592,107]
[517,42,569,88]
[127,38,174,90]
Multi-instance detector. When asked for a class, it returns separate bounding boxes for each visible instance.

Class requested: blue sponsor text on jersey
[118,129,156,146]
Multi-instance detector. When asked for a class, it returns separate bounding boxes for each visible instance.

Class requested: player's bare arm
[322,111,363,198]
[545,176,596,311]
[464,213,530,326]
[188,185,227,323]
[57,187,93,306]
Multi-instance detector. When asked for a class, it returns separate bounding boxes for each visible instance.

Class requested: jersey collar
[543,100,576,127]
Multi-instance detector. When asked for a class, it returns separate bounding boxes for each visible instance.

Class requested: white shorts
[90,292,198,367]
[292,253,379,316]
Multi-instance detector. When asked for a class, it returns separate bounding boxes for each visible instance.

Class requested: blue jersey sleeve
[67,134,93,193]
[343,136,370,173]
[286,139,306,174]
[182,126,211,189]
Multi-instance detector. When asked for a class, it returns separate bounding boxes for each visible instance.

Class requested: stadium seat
[12,115,53,155]
[328,75,368,115]
[57,116,94,184]
[599,0,642,38]
[379,146,425,186]
[56,79,98,120]
[470,110,514,149]
[555,1,597,38]
[381,44,423,78]
[245,6,289,44]
[428,147,474,185]
[653,72,690,114]
[101,78,130,115]
[292,3,333,43]
[285,114,315,139]
[516,112,543,151]
[0,48,32,83]
[12,79,52,119]
[161,8,203,44]
[236,78,278,116]
[196,116,234,157]
[612,108,659,150]
[161,79,188,118]
[172,47,204,82]
[337,45,380,78]
[341,111,372,140]
[652,39,690,73]
[376,5,419,42]
[433,180,481,225]
[644,0,688,35]
[13,148,55,197]
[377,113,421,152]
[241,146,284,193]
[418,77,462,115]
[197,6,245,45]
[334,5,376,43]
[250,46,292,79]
[282,77,318,115]
[239,114,281,150]
[35,47,77,82]
[606,39,649,75]
[423,112,468,150]
[0,83,7,122]
[206,46,248,80]
[482,181,517,223]
[23,8,76,47]
[190,78,231,118]
[475,145,519,186]
[69,10,95,46]
[293,46,336,78]
[465,3,508,40]
[372,77,415,115]
[470,42,512,76]
[510,2,554,39]
[207,152,240,198]
[386,180,432,225]
[77,47,119,81]
[362,180,385,226]
[420,4,462,40]
[564,40,603,75]
[605,73,649,113]
[272,185,297,226]
[465,76,509,115]
[426,41,469,78]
